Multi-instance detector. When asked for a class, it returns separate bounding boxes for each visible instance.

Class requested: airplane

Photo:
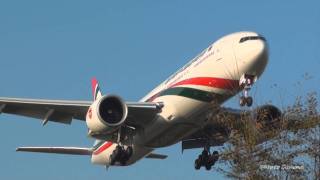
[0,31,282,171]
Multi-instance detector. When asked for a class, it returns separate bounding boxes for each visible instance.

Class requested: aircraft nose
[234,36,268,76]
[253,39,268,60]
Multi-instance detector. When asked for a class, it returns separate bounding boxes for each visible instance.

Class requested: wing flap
[16,147,93,155]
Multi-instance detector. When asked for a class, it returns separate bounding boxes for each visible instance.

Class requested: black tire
[201,155,206,163]
[212,151,219,162]
[240,96,246,106]
[119,149,128,164]
[110,153,116,165]
[113,146,121,160]
[115,145,121,155]
[194,159,201,170]
[126,146,133,158]
[197,155,203,165]
[201,152,209,165]
[201,150,209,158]
[246,97,253,107]
[120,159,127,166]
[205,163,212,171]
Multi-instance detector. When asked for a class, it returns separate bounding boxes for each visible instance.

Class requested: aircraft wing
[0,97,161,127]
[0,97,90,124]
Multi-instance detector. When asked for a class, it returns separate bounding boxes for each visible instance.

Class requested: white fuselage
[91,31,269,166]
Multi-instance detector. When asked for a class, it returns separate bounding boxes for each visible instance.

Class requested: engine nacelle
[251,105,282,144]
[254,105,282,131]
[86,95,128,134]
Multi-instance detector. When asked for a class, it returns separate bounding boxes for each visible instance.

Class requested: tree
[214,93,320,179]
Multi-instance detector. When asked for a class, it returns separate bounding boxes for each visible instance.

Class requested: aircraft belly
[136,95,221,148]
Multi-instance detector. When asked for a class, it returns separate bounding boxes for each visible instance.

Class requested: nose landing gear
[239,74,256,107]
[240,96,253,107]
[194,147,219,171]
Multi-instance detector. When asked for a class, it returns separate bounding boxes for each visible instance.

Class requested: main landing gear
[194,147,219,171]
[110,145,133,166]
[110,127,133,166]
[239,74,256,107]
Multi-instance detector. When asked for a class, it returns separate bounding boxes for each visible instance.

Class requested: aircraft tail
[16,147,93,155]
[91,77,103,100]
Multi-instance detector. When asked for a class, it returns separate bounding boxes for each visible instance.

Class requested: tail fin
[91,78,103,100]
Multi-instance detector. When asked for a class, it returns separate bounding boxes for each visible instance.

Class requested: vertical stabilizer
[91,78,103,100]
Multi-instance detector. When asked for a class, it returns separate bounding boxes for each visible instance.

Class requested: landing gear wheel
[240,96,246,107]
[110,145,134,166]
[110,145,121,165]
[205,151,219,171]
[239,96,253,107]
[201,150,209,164]
[239,74,255,107]
[120,146,133,166]
[110,153,116,165]
[194,147,219,171]
[119,158,127,166]
[246,96,253,107]
[205,163,212,171]
[212,151,218,157]
[201,149,209,157]
[211,151,219,163]
[194,159,201,170]
[126,146,133,158]
[115,145,122,155]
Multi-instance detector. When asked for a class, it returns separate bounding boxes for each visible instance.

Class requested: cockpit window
[239,36,266,43]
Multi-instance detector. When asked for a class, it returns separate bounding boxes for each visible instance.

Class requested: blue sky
[0,1,319,179]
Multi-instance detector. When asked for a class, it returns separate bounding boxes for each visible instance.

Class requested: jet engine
[252,105,282,144]
[254,105,282,131]
[86,95,128,134]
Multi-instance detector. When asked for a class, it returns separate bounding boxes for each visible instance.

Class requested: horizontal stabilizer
[145,153,167,159]
[16,147,93,155]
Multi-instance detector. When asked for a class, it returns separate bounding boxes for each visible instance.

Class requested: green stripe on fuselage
[158,87,215,102]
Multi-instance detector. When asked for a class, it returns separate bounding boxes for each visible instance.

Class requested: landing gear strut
[239,74,256,107]
[110,145,133,166]
[110,127,133,166]
[194,147,219,171]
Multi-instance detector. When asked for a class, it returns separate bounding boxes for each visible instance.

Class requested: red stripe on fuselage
[169,77,239,90]
[147,77,239,102]
[93,142,113,155]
